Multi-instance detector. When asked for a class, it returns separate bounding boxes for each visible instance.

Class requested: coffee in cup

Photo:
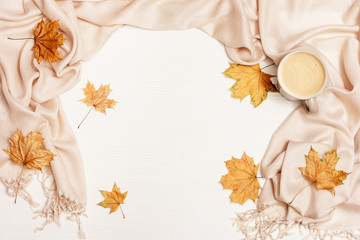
[277,51,327,112]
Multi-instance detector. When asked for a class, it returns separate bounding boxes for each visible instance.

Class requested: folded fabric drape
[0,0,359,239]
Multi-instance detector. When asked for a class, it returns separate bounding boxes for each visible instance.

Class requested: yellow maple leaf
[3,130,55,203]
[32,19,66,64]
[223,63,277,107]
[299,147,350,195]
[78,81,118,128]
[98,183,127,218]
[80,81,117,114]
[3,130,55,171]
[220,153,261,204]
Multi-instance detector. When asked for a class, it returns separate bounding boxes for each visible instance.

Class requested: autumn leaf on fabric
[220,153,261,204]
[223,63,277,107]
[98,183,127,218]
[3,130,55,203]
[299,147,350,195]
[8,19,65,64]
[32,19,66,64]
[3,130,55,171]
[78,81,118,128]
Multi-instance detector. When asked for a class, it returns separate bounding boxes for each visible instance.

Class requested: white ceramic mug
[275,51,328,113]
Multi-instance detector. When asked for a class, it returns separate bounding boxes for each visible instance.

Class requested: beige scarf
[1,0,359,239]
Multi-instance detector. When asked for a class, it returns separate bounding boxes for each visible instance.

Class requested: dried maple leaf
[3,130,55,203]
[3,130,55,171]
[299,147,350,195]
[78,81,118,128]
[80,81,118,114]
[98,183,127,218]
[220,153,261,204]
[32,19,66,64]
[223,63,277,107]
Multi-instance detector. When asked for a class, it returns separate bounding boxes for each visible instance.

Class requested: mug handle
[303,98,318,113]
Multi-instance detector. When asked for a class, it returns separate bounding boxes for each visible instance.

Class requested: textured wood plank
[0,28,301,240]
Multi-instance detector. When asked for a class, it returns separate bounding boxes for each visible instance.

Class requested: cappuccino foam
[280,52,325,98]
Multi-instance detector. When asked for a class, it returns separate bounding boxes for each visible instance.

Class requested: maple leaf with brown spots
[299,147,350,195]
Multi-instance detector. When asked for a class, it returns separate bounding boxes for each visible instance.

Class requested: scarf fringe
[2,171,86,239]
[33,171,87,240]
[3,175,40,208]
[234,206,360,240]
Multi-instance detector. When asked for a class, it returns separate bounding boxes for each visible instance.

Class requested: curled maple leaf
[223,63,277,107]
[78,81,118,128]
[299,147,350,195]
[32,19,66,64]
[220,153,261,205]
[8,19,66,64]
[3,130,55,203]
[98,183,127,218]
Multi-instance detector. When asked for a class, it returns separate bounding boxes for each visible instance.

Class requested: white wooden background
[0,27,322,240]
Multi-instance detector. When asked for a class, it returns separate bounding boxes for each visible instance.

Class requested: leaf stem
[78,106,94,129]
[261,63,275,71]
[8,37,35,40]
[288,182,315,205]
[14,165,25,204]
[119,204,125,219]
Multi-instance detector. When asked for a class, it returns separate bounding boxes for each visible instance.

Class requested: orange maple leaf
[32,19,66,64]
[299,147,350,195]
[98,183,127,218]
[223,63,277,107]
[220,153,261,204]
[78,81,118,128]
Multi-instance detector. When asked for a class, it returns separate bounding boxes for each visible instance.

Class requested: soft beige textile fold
[256,0,360,236]
[0,0,359,239]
